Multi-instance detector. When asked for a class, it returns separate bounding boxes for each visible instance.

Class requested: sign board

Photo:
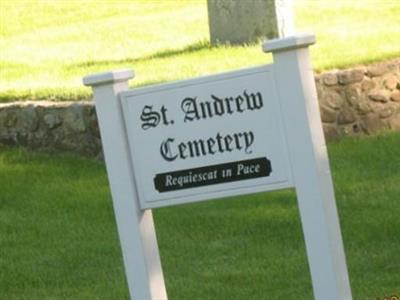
[120,65,293,209]
[83,34,352,300]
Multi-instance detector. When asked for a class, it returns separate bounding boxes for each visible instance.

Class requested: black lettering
[160,105,171,125]
[199,101,213,119]
[235,95,245,112]
[178,142,187,159]
[140,105,160,130]
[224,97,234,114]
[244,90,263,110]
[224,134,233,152]
[187,140,207,157]
[160,131,255,162]
[211,95,225,116]
[207,137,216,154]
[181,97,199,122]
[215,132,224,153]
[160,138,177,161]
[243,131,254,154]
[233,132,243,150]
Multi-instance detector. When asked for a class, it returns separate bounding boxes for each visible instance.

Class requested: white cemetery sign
[120,65,292,209]
[83,34,353,300]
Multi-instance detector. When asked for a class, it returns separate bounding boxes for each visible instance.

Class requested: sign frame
[83,34,353,300]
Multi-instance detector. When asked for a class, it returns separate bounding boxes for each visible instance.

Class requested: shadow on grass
[69,40,213,70]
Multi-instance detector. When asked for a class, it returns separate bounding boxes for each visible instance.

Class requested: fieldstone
[378,106,395,118]
[368,90,390,102]
[352,123,361,134]
[367,64,390,77]
[1,111,17,128]
[64,106,86,133]
[29,131,47,148]
[15,131,29,146]
[0,111,9,127]
[387,61,400,72]
[19,106,39,132]
[316,83,324,101]
[79,134,101,156]
[44,113,62,129]
[371,76,384,88]
[390,91,400,102]
[322,72,338,86]
[361,78,376,92]
[384,76,398,90]
[88,114,100,138]
[388,113,400,130]
[355,101,372,115]
[320,90,344,109]
[95,148,105,161]
[320,105,336,123]
[323,124,339,141]
[360,114,387,134]
[337,107,356,125]
[52,131,66,149]
[339,123,361,136]
[345,86,360,106]
[338,69,364,85]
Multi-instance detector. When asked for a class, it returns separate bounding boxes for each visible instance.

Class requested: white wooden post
[83,70,168,300]
[263,35,352,300]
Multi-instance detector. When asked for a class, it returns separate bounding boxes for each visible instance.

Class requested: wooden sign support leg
[263,35,353,300]
[83,71,168,300]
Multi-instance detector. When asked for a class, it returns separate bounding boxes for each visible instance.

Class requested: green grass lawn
[0,132,399,299]
[0,0,399,102]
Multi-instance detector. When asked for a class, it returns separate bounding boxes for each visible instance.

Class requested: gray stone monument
[207,0,294,45]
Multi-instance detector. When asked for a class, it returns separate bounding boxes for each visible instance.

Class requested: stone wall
[316,59,400,139]
[0,102,101,157]
[0,59,399,157]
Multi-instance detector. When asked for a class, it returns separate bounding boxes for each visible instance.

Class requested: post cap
[83,69,134,87]
[262,34,316,53]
